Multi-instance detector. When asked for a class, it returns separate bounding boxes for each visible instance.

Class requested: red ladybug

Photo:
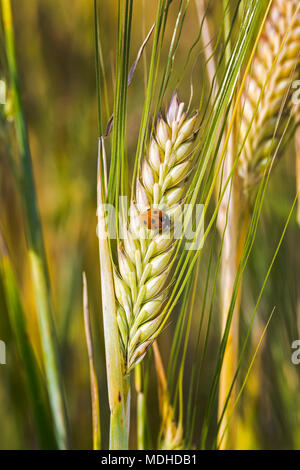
[140,209,170,232]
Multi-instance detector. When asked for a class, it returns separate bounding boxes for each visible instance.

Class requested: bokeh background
[0,0,299,449]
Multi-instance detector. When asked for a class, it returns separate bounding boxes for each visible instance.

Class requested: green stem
[1,0,69,449]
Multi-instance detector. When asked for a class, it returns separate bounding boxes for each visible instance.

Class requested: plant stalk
[217,156,239,449]
[97,140,128,450]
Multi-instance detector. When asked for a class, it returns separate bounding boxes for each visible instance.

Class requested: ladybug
[140,208,170,232]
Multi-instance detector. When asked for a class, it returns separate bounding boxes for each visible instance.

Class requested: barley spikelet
[238,0,300,190]
[114,93,198,374]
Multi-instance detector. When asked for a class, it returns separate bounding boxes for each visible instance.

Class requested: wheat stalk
[114,93,198,374]
[238,0,300,191]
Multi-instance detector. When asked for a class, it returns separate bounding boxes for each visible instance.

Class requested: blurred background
[0,0,299,449]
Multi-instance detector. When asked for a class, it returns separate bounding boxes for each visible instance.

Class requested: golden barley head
[114,93,198,373]
[239,0,300,190]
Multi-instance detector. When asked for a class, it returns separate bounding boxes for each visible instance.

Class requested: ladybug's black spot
[118,391,121,402]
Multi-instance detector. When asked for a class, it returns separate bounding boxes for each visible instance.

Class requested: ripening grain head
[114,93,198,373]
[239,0,300,190]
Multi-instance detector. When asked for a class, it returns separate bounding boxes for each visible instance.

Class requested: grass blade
[0,229,56,449]
[82,272,101,450]
[1,0,69,449]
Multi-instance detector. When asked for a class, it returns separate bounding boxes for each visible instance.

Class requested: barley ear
[238,0,300,191]
[115,93,198,374]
